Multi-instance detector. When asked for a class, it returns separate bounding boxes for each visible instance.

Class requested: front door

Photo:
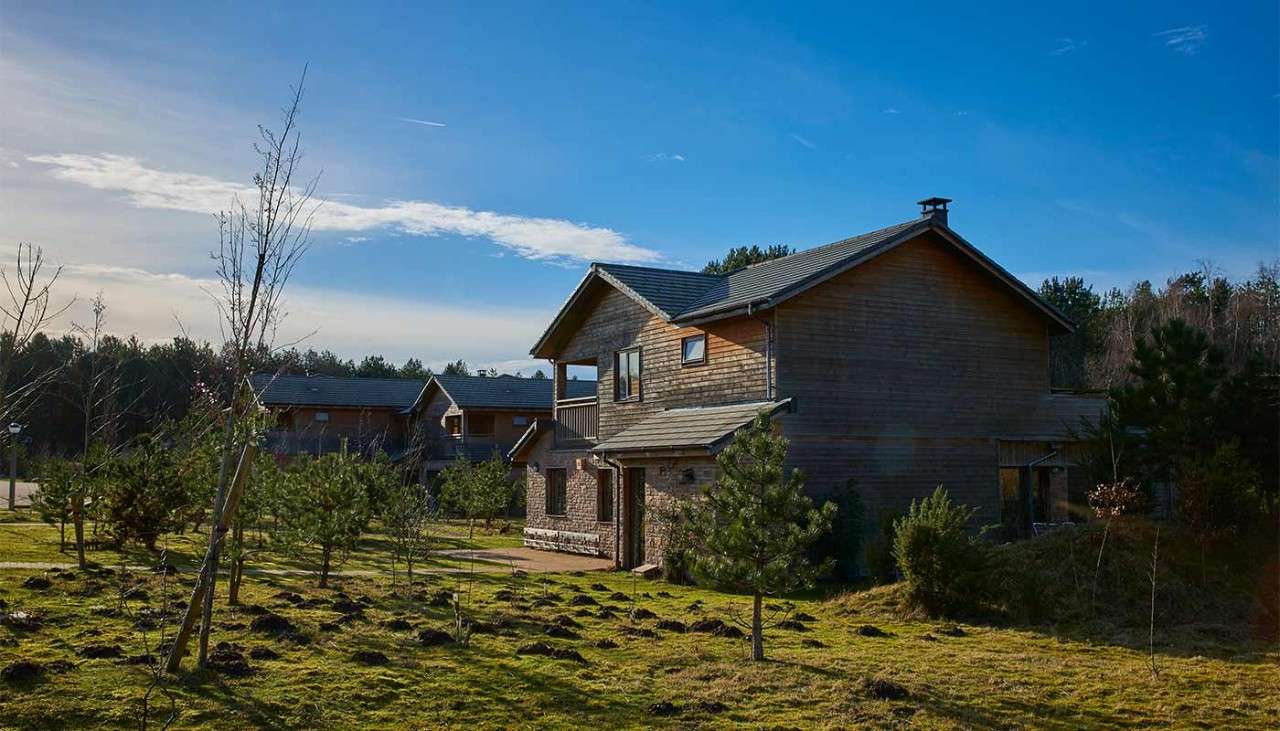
[624,467,645,568]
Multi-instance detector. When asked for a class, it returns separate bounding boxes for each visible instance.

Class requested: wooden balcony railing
[554,398,598,448]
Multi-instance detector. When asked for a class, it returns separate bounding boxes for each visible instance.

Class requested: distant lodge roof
[415,374,598,413]
[592,399,792,455]
[250,373,426,410]
[532,214,1075,358]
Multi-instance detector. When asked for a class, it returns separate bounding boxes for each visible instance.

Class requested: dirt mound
[688,618,744,639]
[78,644,124,659]
[2,660,42,684]
[418,628,454,646]
[655,619,686,633]
[381,618,414,632]
[248,646,281,660]
[776,620,809,632]
[629,607,656,620]
[861,676,909,700]
[856,624,889,638]
[351,650,390,666]
[515,642,586,663]
[568,594,598,607]
[249,612,296,636]
[21,576,52,591]
[207,642,252,676]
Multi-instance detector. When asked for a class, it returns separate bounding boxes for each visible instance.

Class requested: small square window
[513,415,529,427]
[681,334,706,365]
[313,412,330,423]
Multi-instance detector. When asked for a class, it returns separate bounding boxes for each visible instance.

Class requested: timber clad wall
[776,232,1053,520]
[557,286,772,442]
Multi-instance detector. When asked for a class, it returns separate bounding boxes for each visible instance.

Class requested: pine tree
[683,412,835,660]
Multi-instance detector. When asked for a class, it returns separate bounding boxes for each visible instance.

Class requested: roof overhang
[592,398,792,456]
[530,265,680,359]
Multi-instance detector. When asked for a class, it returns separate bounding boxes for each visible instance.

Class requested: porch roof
[592,399,791,455]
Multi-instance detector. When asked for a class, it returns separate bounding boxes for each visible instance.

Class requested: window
[445,415,462,436]
[596,469,614,522]
[681,334,706,365]
[313,412,330,423]
[468,413,495,435]
[614,347,642,401]
[513,415,529,428]
[546,468,567,516]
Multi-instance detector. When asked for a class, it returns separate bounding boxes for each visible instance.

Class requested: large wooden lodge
[511,198,1104,568]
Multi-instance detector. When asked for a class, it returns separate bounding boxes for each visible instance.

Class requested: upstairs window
[614,347,642,402]
[445,415,462,436]
[681,334,706,366]
[313,412,330,423]
[512,415,529,428]
[546,468,567,516]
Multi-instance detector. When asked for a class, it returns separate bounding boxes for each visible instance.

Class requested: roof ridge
[595,262,723,278]
[735,218,922,274]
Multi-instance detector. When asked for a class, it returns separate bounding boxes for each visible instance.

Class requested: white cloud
[881,107,902,115]
[397,117,447,128]
[1155,25,1207,55]
[788,133,817,150]
[52,264,551,369]
[28,153,661,263]
[1050,38,1087,56]
[645,152,686,163]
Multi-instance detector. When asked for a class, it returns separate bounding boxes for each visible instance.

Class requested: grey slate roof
[532,214,1072,357]
[428,374,596,411]
[507,418,551,462]
[592,399,791,454]
[594,264,724,319]
[250,373,426,409]
[674,219,926,322]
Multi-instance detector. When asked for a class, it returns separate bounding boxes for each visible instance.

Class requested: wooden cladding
[555,400,599,447]
[557,286,770,444]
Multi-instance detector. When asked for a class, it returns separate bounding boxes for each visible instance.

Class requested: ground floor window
[1000,466,1054,534]
[546,468,567,515]
[596,468,614,522]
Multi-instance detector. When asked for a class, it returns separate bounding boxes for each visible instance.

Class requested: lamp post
[7,422,21,511]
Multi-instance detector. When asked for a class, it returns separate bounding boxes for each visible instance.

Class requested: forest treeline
[1,261,1276,465]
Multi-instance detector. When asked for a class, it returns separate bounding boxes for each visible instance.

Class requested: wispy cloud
[1050,38,1087,56]
[645,152,685,163]
[1155,25,1207,55]
[29,153,661,263]
[397,117,447,128]
[788,133,816,150]
[881,107,901,115]
[50,263,553,369]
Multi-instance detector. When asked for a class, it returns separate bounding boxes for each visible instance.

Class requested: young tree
[226,451,283,605]
[701,244,794,275]
[277,450,371,588]
[682,412,834,660]
[1,242,73,509]
[441,360,471,376]
[892,487,988,615]
[170,69,316,671]
[383,481,435,589]
[97,433,190,551]
[29,457,78,550]
[440,452,515,537]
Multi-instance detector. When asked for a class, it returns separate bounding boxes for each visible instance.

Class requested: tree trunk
[319,544,332,588]
[751,593,764,661]
[228,523,245,605]
[58,518,65,552]
[73,494,86,569]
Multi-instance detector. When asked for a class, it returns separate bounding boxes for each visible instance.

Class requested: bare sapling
[0,242,74,509]
[1148,526,1160,680]
[167,68,316,672]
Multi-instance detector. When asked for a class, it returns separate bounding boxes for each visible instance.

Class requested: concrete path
[1,480,39,508]
[0,547,612,577]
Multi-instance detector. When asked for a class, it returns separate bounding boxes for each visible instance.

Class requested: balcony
[554,397,598,449]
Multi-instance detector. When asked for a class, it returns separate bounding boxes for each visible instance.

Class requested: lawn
[1,521,1277,730]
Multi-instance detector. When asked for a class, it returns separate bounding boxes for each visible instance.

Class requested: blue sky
[1,1,1276,372]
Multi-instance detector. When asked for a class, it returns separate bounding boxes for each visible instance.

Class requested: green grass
[0,515,523,574]
[1,521,1277,730]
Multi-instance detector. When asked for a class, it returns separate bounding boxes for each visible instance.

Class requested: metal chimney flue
[917,196,951,226]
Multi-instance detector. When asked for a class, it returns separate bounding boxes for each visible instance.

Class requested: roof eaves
[529,266,602,358]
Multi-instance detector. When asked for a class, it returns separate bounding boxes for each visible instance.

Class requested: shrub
[814,479,865,582]
[864,510,900,585]
[28,458,79,550]
[97,434,191,550]
[892,487,988,616]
